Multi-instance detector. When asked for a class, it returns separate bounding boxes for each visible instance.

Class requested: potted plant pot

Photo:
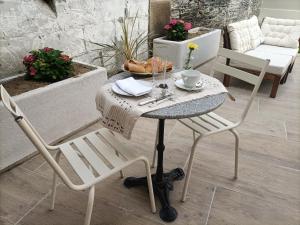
[153,29,221,69]
[0,60,107,171]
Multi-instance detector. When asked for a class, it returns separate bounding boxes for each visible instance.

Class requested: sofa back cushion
[227,16,264,52]
[261,17,300,48]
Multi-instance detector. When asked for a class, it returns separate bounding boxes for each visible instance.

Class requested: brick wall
[171,0,262,28]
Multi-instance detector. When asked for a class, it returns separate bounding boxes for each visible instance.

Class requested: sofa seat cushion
[228,16,264,52]
[230,50,293,76]
[254,44,298,60]
[261,17,300,48]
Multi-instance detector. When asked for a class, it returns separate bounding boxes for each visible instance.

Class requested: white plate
[175,79,204,91]
[112,80,152,96]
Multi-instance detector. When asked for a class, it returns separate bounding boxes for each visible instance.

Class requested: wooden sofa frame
[222,26,296,98]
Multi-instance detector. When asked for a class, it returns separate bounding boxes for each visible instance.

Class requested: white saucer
[112,80,152,96]
[175,79,204,91]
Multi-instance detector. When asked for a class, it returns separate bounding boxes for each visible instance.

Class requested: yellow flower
[188,42,199,50]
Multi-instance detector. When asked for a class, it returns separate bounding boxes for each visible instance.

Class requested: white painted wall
[260,0,300,20]
[0,0,149,79]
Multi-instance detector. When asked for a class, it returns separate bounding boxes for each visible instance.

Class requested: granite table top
[108,72,226,119]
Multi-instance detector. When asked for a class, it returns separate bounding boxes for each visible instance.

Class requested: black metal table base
[124,168,185,222]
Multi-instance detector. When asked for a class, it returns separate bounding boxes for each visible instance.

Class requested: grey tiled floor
[0,57,299,225]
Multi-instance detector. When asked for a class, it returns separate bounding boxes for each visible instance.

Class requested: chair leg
[151,121,159,168]
[84,186,95,225]
[115,151,124,178]
[270,76,280,98]
[230,129,240,179]
[50,151,61,211]
[193,130,196,142]
[181,136,201,202]
[119,170,124,178]
[143,159,156,213]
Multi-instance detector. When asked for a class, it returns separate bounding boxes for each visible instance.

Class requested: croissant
[124,57,173,73]
[128,63,146,73]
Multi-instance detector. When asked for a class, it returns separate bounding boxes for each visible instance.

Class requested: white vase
[153,29,221,69]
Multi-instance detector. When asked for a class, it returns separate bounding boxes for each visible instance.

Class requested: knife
[138,93,172,106]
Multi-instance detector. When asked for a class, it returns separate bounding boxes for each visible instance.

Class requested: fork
[148,94,177,108]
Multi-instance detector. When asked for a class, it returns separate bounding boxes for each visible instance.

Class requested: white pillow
[261,17,300,48]
[248,16,264,49]
[228,19,252,52]
[228,16,264,52]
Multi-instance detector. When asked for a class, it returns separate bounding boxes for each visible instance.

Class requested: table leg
[124,119,185,222]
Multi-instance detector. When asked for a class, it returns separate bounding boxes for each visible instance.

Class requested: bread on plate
[124,57,172,74]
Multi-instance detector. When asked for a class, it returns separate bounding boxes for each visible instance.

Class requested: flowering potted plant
[23,47,73,82]
[153,19,221,69]
[164,19,192,41]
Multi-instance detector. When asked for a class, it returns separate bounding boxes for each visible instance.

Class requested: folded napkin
[116,77,152,96]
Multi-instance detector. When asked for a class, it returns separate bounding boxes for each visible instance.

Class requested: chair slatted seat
[178,112,234,134]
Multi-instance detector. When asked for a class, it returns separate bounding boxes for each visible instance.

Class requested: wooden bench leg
[288,62,295,73]
[280,74,286,84]
[223,75,231,87]
[280,69,290,84]
[270,76,280,98]
[283,73,289,83]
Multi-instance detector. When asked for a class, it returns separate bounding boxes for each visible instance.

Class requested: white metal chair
[0,85,156,225]
[151,48,270,202]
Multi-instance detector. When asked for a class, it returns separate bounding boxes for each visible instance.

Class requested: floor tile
[183,145,300,209]
[207,187,300,225]
[18,185,164,225]
[0,167,52,224]
[285,120,300,142]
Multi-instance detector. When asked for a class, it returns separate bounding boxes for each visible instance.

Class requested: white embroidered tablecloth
[96,74,227,139]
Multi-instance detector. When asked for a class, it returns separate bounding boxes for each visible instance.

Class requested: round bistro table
[109,72,226,222]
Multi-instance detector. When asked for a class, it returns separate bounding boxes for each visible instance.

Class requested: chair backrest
[211,48,270,125]
[0,85,75,188]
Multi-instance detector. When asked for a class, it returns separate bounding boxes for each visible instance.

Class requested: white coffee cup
[181,70,201,88]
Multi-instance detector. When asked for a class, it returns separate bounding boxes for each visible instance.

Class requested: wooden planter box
[0,61,107,171]
[153,29,221,69]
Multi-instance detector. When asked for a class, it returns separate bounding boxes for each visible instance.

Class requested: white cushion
[261,17,300,48]
[230,49,293,76]
[249,16,265,49]
[254,44,298,60]
[228,16,264,52]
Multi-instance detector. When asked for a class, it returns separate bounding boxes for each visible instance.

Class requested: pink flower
[29,66,37,76]
[43,47,53,52]
[23,55,36,64]
[184,22,192,31]
[170,19,177,25]
[178,19,185,24]
[60,54,71,62]
[164,24,172,30]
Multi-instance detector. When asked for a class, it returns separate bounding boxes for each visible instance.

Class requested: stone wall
[171,0,262,28]
[0,0,149,79]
